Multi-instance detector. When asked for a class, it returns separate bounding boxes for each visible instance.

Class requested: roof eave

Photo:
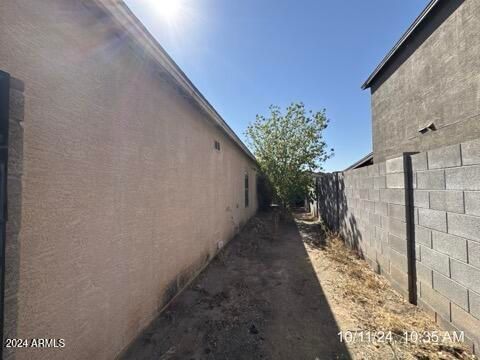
[344,152,373,171]
[91,0,257,163]
[361,0,441,90]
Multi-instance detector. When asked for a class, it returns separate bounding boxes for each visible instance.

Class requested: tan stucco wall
[0,1,257,359]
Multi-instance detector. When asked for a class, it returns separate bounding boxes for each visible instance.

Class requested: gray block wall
[412,139,480,349]
[318,157,411,298]
[370,0,480,163]
[317,139,480,352]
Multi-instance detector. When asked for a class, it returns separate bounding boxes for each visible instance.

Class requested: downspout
[0,70,10,360]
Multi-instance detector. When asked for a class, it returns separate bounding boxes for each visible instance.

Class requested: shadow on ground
[121,211,350,360]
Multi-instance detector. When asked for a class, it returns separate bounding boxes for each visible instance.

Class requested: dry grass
[319,232,475,359]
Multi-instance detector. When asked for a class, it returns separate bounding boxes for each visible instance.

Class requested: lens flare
[148,0,184,23]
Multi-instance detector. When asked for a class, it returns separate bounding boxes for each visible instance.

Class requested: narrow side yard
[121,211,475,360]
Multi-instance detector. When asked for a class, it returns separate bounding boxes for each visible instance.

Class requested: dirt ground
[121,211,476,360]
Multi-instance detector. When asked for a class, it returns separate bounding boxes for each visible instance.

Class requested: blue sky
[124,0,429,171]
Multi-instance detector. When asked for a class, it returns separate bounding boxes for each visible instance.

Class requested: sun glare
[151,0,184,23]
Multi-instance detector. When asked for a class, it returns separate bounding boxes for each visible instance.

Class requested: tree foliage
[246,102,333,207]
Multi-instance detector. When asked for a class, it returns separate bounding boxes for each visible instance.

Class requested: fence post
[403,152,417,305]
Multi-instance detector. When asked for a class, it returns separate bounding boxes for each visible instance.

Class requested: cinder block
[378,162,386,176]
[465,192,480,217]
[446,166,480,191]
[427,144,462,169]
[419,281,451,321]
[380,215,388,230]
[450,303,480,346]
[361,177,374,189]
[374,176,386,189]
[374,201,388,216]
[375,226,387,244]
[386,173,405,189]
[415,226,432,247]
[417,294,437,320]
[369,189,380,201]
[414,190,430,208]
[429,190,465,214]
[369,212,382,227]
[389,233,407,255]
[390,249,408,272]
[468,241,480,269]
[417,170,446,190]
[416,261,433,286]
[368,164,379,177]
[411,152,428,172]
[359,189,369,200]
[433,271,469,310]
[461,138,480,166]
[377,253,389,273]
[418,208,447,232]
[386,156,404,174]
[380,188,405,205]
[388,217,407,238]
[469,290,480,320]
[420,246,450,276]
[388,203,406,221]
[381,240,390,257]
[390,264,409,293]
[432,231,468,262]
[450,259,480,293]
[448,213,480,242]
[364,200,375,213]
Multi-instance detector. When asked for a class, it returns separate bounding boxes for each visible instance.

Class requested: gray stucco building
[363,0,480,163]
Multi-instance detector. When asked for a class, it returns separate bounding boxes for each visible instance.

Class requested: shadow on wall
[4,75,25,360]
[316,173,363,257]
[316,158,418,302]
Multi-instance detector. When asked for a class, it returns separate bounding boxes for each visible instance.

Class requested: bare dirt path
[121,211,349,360]
[121,211,475,360]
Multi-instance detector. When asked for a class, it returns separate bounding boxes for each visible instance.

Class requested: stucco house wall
[0,1,257,359]
[368,0,480,162]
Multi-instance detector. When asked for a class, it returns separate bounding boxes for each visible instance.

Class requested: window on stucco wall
[244,173,249,208]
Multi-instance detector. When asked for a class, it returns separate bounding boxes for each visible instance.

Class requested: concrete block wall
[412,140,480,349]
[317,139,480,351]
[317,157,411,297]
[338,158,411,297]
[316,172,338,231]
[370,0,480,163]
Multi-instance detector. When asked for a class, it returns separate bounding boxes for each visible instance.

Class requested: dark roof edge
[92,0,257,163]
[344,152,373,171]
[361,0,440,90]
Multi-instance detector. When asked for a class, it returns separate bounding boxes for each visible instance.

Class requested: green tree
[246,102,333,207]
